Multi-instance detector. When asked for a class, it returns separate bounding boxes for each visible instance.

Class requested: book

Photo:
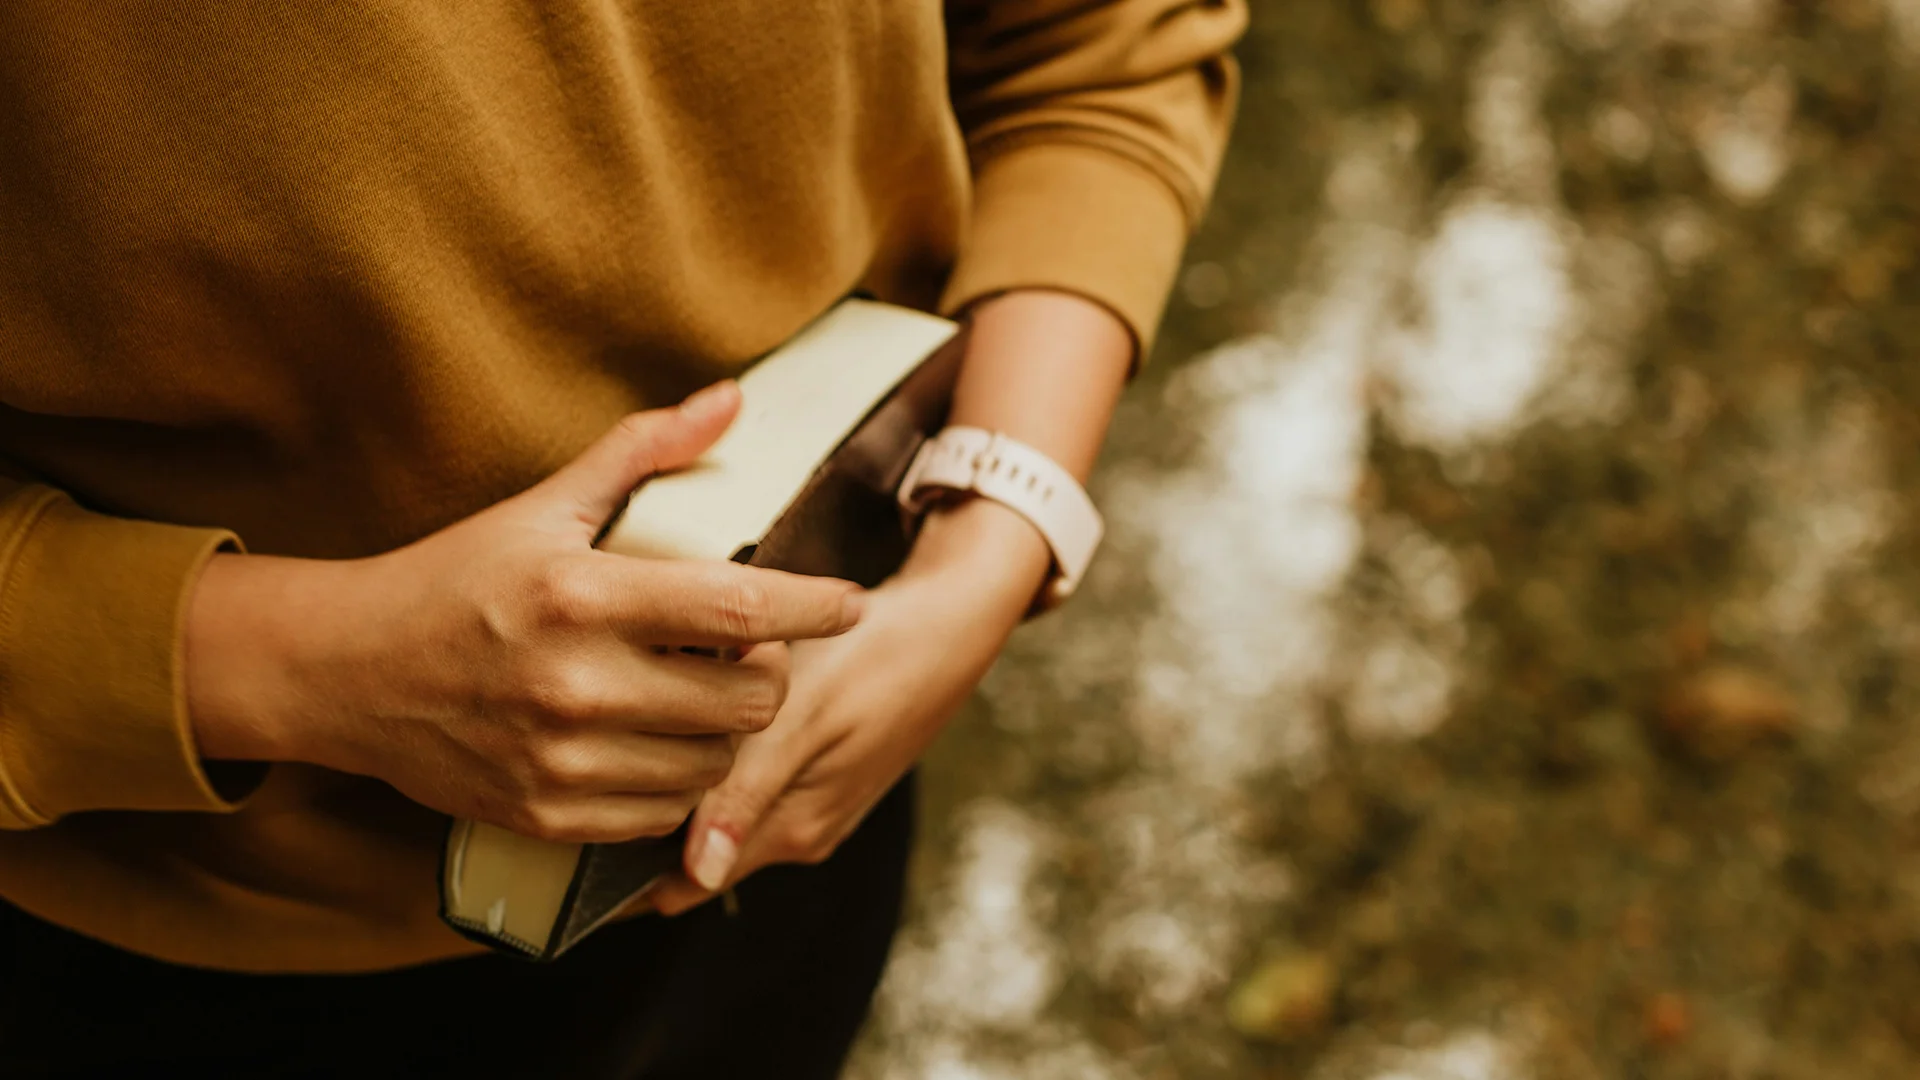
[439,298,966,960]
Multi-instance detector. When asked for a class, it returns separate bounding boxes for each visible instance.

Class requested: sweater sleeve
[940,0,1247,356]
[0,479,263,828]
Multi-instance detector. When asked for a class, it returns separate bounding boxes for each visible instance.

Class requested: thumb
[532,380,742,533]
[682,730,805,892]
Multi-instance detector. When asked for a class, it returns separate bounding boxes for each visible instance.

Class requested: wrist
[903,495,1053,614]
[185,553,357,766]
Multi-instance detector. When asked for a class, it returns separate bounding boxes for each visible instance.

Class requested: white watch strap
[897,426,1104,608]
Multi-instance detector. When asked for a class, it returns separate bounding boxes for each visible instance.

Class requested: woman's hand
[650,495,1051,911]
[185,382,867,845]
[649,284,1137,910]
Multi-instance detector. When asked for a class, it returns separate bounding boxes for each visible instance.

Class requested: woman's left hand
[651,286,1136,912]
[649,495,1052,913]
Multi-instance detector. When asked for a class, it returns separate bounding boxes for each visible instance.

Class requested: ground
[853,2,1920,1077]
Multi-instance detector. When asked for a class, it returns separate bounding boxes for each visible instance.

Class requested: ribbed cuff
[939,138,1195,360]
[0,486,263,827]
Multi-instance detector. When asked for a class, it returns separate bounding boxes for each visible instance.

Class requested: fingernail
[838,589,866,631]
[681,381,737,418]
[691,828,738,891]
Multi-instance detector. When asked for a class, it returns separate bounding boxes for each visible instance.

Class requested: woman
[0,1,1244,1075]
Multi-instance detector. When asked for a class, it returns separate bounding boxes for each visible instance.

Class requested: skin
[187,382,867,844]
[649,287,1133,911]
[183,287,1133,904]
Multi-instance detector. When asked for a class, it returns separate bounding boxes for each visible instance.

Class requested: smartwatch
[896,426,1104,611]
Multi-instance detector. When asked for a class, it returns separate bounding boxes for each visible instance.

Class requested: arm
[0,388,866,845]
[902,288,1137,625]
[940,0,1246,355]
[648,295,1133,907]
[185,385,866,844]
[871,0,1250,634]
[653,0,1246,905]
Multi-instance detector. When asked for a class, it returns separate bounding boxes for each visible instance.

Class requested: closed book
[439,299,965,960]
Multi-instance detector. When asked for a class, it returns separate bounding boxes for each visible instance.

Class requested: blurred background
[850,0,1920,1077]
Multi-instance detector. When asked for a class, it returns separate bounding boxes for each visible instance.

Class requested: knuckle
[781,818,836,866]
[689,744,737,788]
[631,800,695,839]
[675,791,706,819]
[528,740,595,792]
[691,761,733,791]
[527,559,599,628]
[716,577,771,640]
[511,802,577,844]
[737,677,782,733]
[524,662,601,725]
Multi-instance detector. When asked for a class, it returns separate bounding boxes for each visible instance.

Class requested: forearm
[657,290,1140,902]
[948,288,1133,478]
[899,288,1132,608]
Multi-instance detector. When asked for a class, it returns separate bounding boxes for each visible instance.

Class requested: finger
[648,871,716,916]
[623,645,792,735]
[656,785,838,915]
[527,382,742,533]
[603,559,866,646]
[535,732,736,795]
[679,716,814,891]
[651,798,795,916]
[516,791,703,845]
[530,643,791,736]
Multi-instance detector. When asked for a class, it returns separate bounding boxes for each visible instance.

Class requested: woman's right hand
[183,381,865,844]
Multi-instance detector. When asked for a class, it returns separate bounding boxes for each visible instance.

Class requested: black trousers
[0,775,915,1080]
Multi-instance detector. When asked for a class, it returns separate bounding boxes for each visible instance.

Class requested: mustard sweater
[0,0,1242,971]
